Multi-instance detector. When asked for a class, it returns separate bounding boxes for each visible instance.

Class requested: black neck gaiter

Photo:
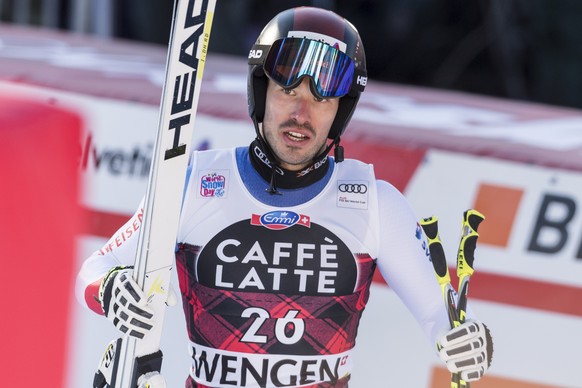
[248,138,330,193]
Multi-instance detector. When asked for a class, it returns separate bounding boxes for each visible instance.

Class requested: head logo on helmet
[247,7,367,142]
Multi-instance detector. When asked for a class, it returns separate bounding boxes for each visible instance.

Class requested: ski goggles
[250,38,366,98]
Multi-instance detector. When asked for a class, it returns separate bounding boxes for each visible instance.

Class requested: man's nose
[290,79,313,121]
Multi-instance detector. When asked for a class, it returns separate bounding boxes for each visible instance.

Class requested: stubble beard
[263,120,328,171]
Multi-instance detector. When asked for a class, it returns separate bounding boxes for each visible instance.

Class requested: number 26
[240,307,305,345]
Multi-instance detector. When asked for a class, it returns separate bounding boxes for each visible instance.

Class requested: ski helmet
[247,7,367,140]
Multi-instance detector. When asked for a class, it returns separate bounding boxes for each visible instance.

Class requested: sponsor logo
[190,343,349,387]
[81,133,210,180]
[357,75,368,87]
[254,145,284,175]
[416,222,430,259]
[251,211,311,230]
[415,222,422,240]
[81,132,152,178]
[100,341,116,369]
[163,0,211,161]
[337,181,369,209]
[200,173,226,198]
[146,274,167,303]
[287,31,347,53]
[248,49,263,59]
[98,208,144,255]
[297,157,327,177]
[474,182,582,259]
[196,219,358,295]
[338,183,368,194]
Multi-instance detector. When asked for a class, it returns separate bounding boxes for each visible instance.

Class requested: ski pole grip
[458,209,485,272]
[420,217,449,282]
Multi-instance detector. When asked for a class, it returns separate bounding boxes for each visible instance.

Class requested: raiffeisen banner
[1,23,580,388]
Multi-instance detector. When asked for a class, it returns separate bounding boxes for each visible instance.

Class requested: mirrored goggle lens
[263,38,355,98]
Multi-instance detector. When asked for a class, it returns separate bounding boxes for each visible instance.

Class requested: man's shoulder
[335,157,374,176]
[192,147,238,161]
[340,157,372,167]
[194,147,236,156]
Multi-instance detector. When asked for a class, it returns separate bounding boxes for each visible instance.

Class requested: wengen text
[191,346,346,387]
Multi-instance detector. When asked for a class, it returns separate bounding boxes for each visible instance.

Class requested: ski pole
[453,209,485,388]
[419,216,462,387]
[455,209,485,325]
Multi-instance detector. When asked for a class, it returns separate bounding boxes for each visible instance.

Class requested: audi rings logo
[339,183,368,194]
[337,180,369,209]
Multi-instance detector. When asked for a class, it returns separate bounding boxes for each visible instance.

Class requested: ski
[93,0,216,387]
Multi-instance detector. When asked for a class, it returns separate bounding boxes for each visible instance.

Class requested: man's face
[261,78,340,171]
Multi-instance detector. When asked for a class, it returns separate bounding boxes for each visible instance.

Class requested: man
[77,7,493,387]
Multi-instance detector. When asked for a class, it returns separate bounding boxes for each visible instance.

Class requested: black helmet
[247,7,367,140]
